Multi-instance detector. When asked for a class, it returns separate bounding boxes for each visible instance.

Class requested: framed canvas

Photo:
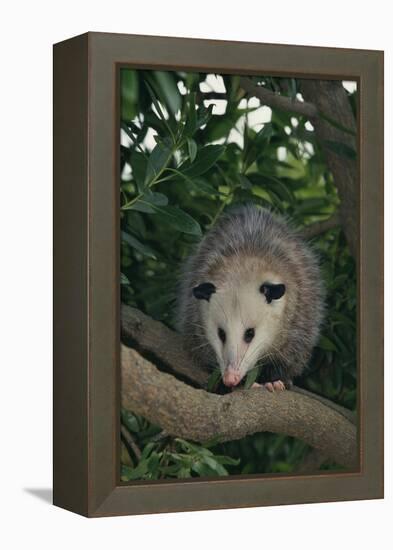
[53,32,384,517]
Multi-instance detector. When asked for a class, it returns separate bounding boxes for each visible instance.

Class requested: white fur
[201,274,286,382]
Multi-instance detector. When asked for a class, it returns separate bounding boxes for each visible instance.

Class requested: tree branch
[121,424,142,460]
[302,213,341,240]
[122,305,355,424]
[239,77,318,118]
[121,304,208,387]
[121,345,357,468]
[299,80,357,258]
[239,78,357,259]
[121,306,358,468]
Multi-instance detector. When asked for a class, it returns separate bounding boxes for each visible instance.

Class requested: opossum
[176,204,324,391]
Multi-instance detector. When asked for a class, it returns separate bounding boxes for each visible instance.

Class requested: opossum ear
[193,282,216,302]
[260,283,286,304]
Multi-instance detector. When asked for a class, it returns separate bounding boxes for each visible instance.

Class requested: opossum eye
[193,282,216,302]
[260,283,286,304]
[244,328,255,343]
[218,327,226,344]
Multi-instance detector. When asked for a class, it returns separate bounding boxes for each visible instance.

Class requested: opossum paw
[251,381,286,391]
[264,380,286,392]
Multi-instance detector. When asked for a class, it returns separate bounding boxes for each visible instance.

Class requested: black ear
[192,282,216,302]
[260,283,286,304]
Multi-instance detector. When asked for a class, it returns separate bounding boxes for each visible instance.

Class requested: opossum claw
[264,380,285,392]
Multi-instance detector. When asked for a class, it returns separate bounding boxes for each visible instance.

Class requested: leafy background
[119,69,357,481]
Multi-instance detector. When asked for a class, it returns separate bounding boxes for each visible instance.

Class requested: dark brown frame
[53,32,384,517]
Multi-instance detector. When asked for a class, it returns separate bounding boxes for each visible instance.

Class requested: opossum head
[193,275,286,387]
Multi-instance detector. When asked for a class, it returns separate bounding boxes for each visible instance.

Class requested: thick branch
[300,80,357,258]
[121,304,208,387]
[122,305,355,425]
[292,386,356,425]
[121,345,357,469]
[239,77,318,118]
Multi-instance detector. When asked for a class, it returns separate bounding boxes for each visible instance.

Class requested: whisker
[191,341,210,352]
[188,322,206,330]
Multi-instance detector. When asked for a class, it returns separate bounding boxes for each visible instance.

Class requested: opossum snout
[223,366,242,387]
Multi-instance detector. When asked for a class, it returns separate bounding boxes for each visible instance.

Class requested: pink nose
[223,369,242,387]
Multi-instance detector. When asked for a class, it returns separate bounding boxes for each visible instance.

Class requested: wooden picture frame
[53,32,384,517]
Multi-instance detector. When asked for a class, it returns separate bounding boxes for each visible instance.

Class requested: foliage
[121,409,239,481]
[120,69,357,478]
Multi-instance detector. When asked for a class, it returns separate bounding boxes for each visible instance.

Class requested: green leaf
[120,69,138,121]
[175,439,213,457]
[181,145,225,178]
[130,151,148,191]
[295,198,330,215]
[153,71,182,116]
[191,461,214,477]
[212,455,240,466]
[121,409,140,433]
[145,139,173,185]
[190,179,222,197]
[121,231,157,259]
[120,272,130,285]
[154,205,202,236]
[255,122,274,142]
[244,365,262,389]
[147,452,162,477]
[207,369,222,392]
[243,123,274,169]
[121,122,147,154]
[256,173,295,204]
[124,211,147,239]
[183,92,197,136]
[141,442,156,460]
[318,335,338,352]
[237,174,252,190]
[202,436,222,448]
[144,191,169,206]
[121,459,150,481]
[177,467,192,478]
[202,457,229,475]
[124,191,169,214]
[247,187,274,205]
[196,103,214,129]
[124,200,155,214]
[120,464,134,481]
[124,119,144,136]
[161,464,182,477]
[164,168,221,196]
[144,80,176,141]
[144,80,167,121]
[187,138,197,162]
